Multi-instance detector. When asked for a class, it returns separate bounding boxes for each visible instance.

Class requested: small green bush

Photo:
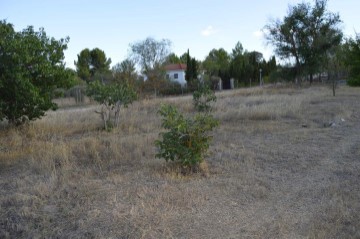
[193,84,217,112]
[155,104,219,168]
[87,80,137,130]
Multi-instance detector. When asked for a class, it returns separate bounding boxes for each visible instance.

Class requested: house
[164,63,187,86]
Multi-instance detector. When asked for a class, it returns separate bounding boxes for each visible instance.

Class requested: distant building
[164,63,187,86]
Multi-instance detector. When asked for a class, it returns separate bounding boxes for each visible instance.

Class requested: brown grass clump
[1,85,359,238]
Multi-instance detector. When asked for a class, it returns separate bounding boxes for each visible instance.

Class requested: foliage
[264,0,342,83]
[129,37,171,96]
[0,20,74,125]
[74,48,111,82]
[202,46,275,88]
[203,48,230,78]
[165,53,181,64]
[344,35,360,86]
[185,49,199,84]
[325,44,347,95]
[87,80,137,130]
[112,58,138,85]
[155,104,219,168]
[158,81,186,96]
[230,45,273,87]
[129,37,171,76]
[193,84,217,112]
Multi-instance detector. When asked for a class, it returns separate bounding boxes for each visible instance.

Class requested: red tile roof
[164,63,187,71]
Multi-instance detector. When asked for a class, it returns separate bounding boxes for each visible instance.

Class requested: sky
[1,0,360,69]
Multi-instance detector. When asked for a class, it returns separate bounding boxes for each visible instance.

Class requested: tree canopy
[185,49,199,84]
[165,53,181,64]
[265,0,342,83]
[129,37,171,95]
[74,48,111,82]
[112,58,138,87]
[344,34,360,86]
[0,20,74,125]
[203,48,230,79]
[129,37,171,77]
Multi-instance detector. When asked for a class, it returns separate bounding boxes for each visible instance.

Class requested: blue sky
[2,0,359,69]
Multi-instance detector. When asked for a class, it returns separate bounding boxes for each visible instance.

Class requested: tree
[203,48,230,77]
[180,52,188,63]
[266,56,279,83]
[0,20,74,125]
[246,51,264,85]
[185,49,199,84]
[265,0,342,83]
[87,80,137,130]
[344,34,360,86]
[129,37,171,95]
[229,42,247,86]
[165,53,181,64]
[231,41,244,59]
[74,48,111,82]
[112,59,137,84]
[130,37,171,76]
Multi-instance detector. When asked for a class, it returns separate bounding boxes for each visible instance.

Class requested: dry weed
[0,85,359,238]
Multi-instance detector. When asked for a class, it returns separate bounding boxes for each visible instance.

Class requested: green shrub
[347,77,360,87]
[193,84,217,112]
[158,81,185,96]
[155,104,219,168]
[87,80,137,130]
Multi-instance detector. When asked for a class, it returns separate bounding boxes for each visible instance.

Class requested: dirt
[0,86,359,238]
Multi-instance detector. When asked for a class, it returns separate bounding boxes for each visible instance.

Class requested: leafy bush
[344,34,360,87]
[155,104,219,168]
[0,20,74,125]
[87,80,137,130]
[193,84,217,112]
[158,81,185,96]
[347,77,360,87]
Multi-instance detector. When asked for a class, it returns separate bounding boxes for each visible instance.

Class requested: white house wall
[167,70,186,86]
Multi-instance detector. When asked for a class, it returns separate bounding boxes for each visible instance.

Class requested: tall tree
[112,58,138,86]
[165,53,181,64]
[129,37,171,77]
[129,37,171,95]
[180,52,188,63]
[231,41,244,59]
[246,51,264,84]
[185,49,198,84]
[0,20,74,125]
[203,48,230,78]
[74,48,111,82]
[265,0,342,83]
[229,42,247,86]
[90,48,112,76]
[344,34,360,86]
[74,48,91,82]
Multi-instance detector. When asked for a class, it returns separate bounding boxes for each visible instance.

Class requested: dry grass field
[0,85,359,238]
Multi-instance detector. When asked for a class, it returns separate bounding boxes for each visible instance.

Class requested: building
[164,63,187,86]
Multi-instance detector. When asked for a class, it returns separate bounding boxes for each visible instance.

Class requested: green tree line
[2,0,360,126]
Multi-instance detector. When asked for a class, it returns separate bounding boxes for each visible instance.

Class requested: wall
[166,70,186,86]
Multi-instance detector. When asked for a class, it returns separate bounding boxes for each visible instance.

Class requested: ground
[0,85,359,238]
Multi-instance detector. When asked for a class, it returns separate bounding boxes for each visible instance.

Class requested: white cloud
[253,30,264,38]
[201,25,217,36]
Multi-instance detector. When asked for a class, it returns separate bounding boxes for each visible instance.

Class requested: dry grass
[1,85,359,238]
